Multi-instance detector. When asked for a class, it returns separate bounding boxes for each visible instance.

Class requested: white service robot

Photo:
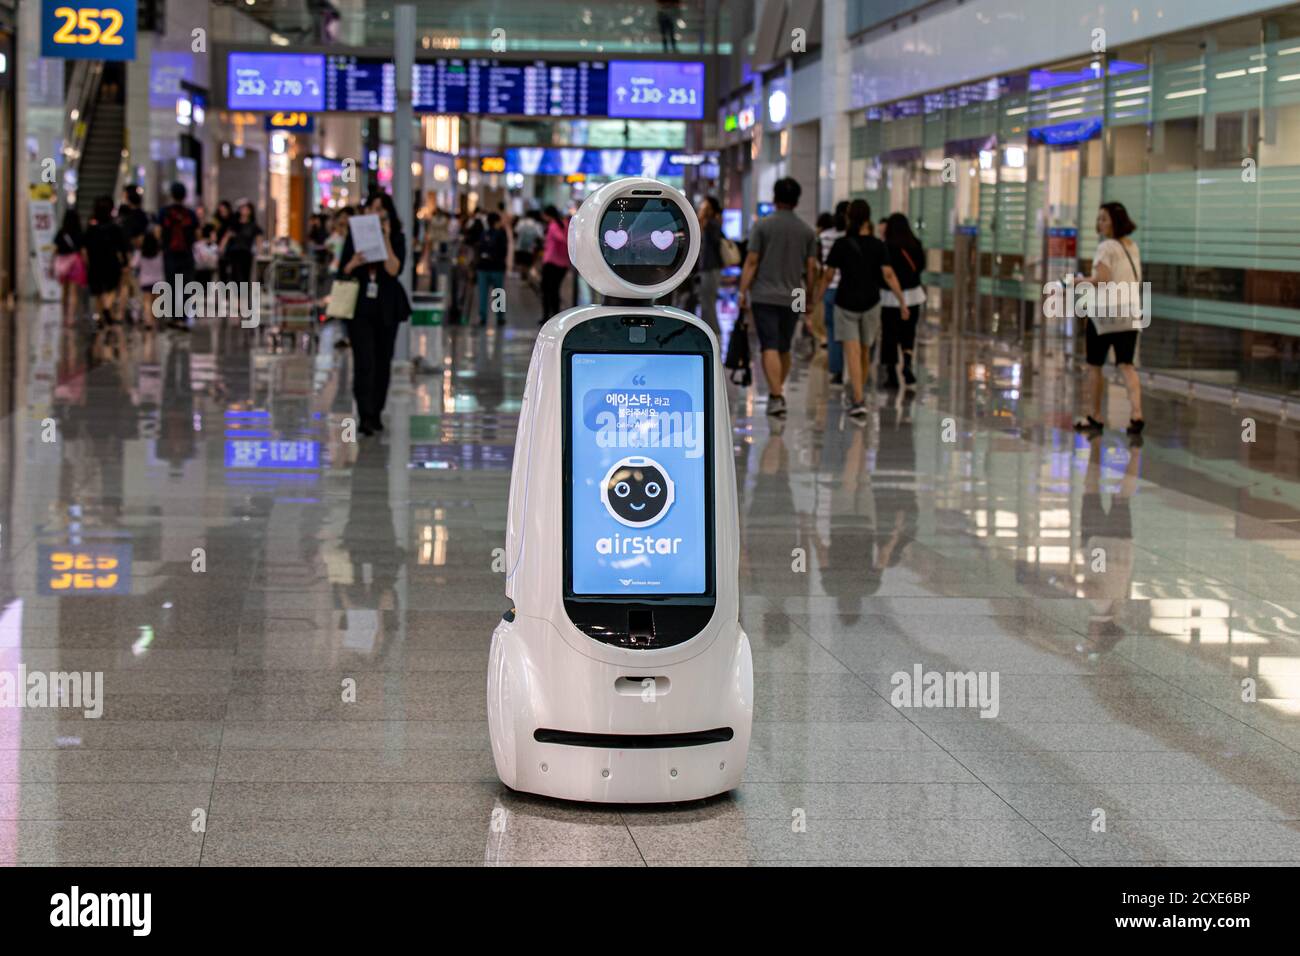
[487,177,753,803]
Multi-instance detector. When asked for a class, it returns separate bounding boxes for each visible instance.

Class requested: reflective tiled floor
[1,287,1299,865]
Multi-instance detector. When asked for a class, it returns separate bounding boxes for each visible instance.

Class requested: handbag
[723,316,753,388]
[325,279,360,319]
[719,236,741,268]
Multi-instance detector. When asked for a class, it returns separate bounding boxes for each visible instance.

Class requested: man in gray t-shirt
[738,177,819,418]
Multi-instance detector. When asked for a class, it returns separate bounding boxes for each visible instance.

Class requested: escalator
[64,60,126,221]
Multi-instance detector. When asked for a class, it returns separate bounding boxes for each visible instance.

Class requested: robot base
[487,615,753,803]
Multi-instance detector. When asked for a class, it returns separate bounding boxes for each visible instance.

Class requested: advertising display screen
[228,53,324,111]
[224,52,700,118]
[568,352,708,596]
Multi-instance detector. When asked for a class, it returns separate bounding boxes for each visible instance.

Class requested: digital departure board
[225,52,702,119]
[228,52,325,111]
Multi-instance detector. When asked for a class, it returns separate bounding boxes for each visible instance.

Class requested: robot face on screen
[568,177,701,301]
[601,456,675,528]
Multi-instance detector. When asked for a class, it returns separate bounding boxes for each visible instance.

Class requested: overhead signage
[41,1,136,61]
[503,148,717,178]
[223,51,705,120]
[607,60,704,120]
[265,111,315,132]
[228,52,325,111]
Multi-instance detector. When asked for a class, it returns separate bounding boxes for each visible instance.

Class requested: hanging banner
[28,192,61,303]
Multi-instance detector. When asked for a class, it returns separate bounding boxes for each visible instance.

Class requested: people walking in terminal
[540,205,570,323]
[738,177,820,419]
[84,196,130,327]
[220,201,263,287]
[514,211,543,278]
[53,209,88,326]
[212,200,235,279]
[136,226,164,331]
[477,212,509,326]
[338,191,411,437]
[820,199,908,419]
[194,225,220,287]
[158,183,199,328]
[1073,202,1144,436]
[696,196,724,336]
[879,213,926,390]
[114,185,149,323]
[818,203,847,385]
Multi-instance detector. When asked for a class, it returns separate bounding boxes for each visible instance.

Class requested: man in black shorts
[738,177,819,418]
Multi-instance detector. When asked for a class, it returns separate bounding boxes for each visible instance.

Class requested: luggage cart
[409,291,446,374]
[264,255,320,352]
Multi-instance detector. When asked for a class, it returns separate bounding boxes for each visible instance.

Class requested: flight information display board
[226,52,701,119]
[228,52,325,111]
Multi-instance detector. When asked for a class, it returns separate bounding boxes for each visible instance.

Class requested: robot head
[600,456,675,528]
[568,177,700,301]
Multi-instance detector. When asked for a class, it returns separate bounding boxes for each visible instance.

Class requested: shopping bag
[325,279,360,319]
[723,315,752,388]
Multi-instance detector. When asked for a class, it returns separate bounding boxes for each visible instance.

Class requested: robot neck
[602,295,658,308]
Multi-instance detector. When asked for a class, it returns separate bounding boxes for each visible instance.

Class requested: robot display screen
[568,351,707,596]
[598,197,690,286]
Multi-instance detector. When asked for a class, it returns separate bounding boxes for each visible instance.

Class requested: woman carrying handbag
[336,192,412,437]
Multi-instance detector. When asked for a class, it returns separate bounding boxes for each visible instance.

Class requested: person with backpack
[158,182,199,326]
[879,213,926,390]
[819,199,907,420]
[476,212,509,327]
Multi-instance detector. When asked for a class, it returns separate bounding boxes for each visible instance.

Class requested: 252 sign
[41,1,137,61]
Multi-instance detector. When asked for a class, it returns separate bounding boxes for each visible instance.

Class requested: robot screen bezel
[568,178,701,301]
[559,314,717,648]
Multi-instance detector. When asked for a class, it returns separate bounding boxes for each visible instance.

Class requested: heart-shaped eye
[604,229,629,250]
[650,230,675,250]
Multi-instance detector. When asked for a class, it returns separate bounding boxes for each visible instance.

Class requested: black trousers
[225,250,254,285]
[880,306,917,367]
[541,263,567,320]
[350,314,399,425]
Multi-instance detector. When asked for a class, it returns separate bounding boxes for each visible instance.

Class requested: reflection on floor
[1,290,1299,865]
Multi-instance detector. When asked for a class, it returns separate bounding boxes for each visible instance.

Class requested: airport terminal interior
[1,0,1300,867]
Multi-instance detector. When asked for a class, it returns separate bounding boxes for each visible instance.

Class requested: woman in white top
[1073,202,1145,436]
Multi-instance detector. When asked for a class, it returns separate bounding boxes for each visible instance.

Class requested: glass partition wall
[846,9,1300,398]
